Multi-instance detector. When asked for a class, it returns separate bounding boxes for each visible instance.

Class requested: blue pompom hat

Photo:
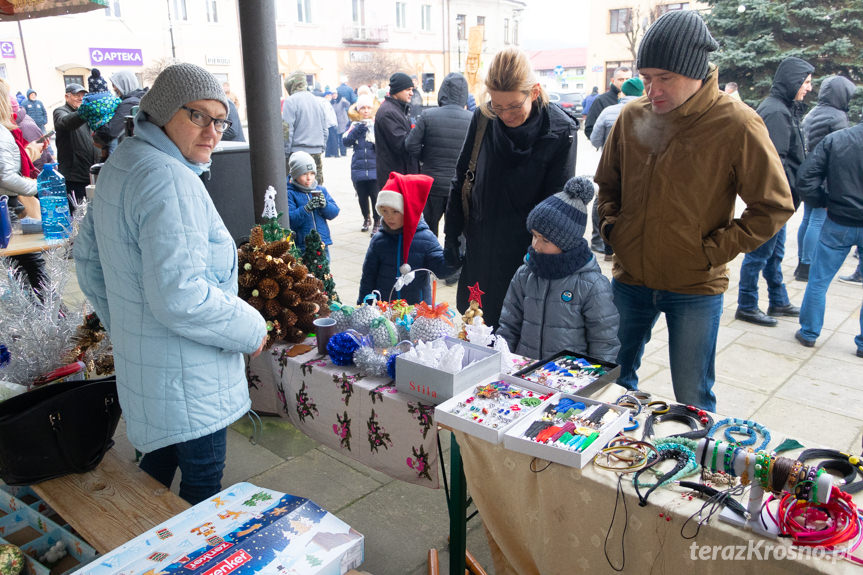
[525,176,595,252]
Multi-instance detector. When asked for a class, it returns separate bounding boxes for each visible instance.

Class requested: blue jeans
[612,280,722,411]
[738,225,790,310]
[798,218,863,351]
[798,203,827,265]
[325,126,341,157]
[139,428,227,505]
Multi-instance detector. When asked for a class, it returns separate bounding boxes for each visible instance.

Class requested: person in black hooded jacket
[405,72,472,236]
[443,48,578,329]
[794,75,857,281]
[735,57,813,327]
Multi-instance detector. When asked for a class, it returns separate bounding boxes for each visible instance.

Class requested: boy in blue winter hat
[286,151,340,255]
[498,176,620,361]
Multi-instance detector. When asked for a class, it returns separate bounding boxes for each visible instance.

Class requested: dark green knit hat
[637,11,718,80]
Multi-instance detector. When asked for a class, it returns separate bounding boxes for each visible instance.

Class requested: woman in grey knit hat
[74,63,268,505]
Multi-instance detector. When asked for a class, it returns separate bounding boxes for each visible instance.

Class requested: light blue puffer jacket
[74,113,267,453]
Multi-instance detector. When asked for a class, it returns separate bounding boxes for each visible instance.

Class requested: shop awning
[0,0,107,21]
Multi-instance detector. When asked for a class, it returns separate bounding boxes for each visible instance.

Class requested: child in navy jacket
[287,151,340,255]
[358,172,454,305]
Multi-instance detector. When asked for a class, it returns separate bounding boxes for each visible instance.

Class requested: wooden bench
[31,449,190,554]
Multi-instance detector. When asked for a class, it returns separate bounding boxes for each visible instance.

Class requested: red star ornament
[467,282,485,307]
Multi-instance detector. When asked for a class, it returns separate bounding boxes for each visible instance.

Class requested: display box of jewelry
[512,350,620,397]
[434,374,558,444]
[395,336,501,404]
[503,394,629,469]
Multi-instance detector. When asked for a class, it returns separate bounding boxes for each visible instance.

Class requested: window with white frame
[297,0,311,23]
[609,8,631,34]
[172,0,188,21]
[421,4,431,31]
[352,0,365,24]
[206,0,218,23]
[395,2,406,28]
[657,2,689,15]
[476,15,485,39]
[503,18,510,44]
[512,19,519,45]
[456,13,465,40]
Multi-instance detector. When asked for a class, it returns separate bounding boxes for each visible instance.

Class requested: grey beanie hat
[526,176,594,252]
[138,63,228,127]
[288,151,316,180]
[637,10,719,80]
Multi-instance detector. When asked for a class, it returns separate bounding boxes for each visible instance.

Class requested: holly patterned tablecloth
[247,339,440,488]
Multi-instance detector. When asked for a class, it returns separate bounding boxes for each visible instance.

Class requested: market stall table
[248,339,443,488]
[449,387,861,575]
[0,233,65,257]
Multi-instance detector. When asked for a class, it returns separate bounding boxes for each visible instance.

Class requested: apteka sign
[89,47,143,66]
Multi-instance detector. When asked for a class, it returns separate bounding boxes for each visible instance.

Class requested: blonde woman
[443,47,578,328]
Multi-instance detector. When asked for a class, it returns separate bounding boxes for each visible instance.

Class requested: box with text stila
[395,337,500,404]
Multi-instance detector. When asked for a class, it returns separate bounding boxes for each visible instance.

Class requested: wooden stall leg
[428,549,440,575]
[465,549,488,575]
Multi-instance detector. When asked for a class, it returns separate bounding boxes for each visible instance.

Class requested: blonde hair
[0,80,15,131]
[479,47,548,119]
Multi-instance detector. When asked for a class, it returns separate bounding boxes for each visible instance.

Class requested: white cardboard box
[503,393,629,468]
[395,337,500,404]
[434,374,557,444]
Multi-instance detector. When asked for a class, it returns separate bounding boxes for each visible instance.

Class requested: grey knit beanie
[637,10,718,80]
[526,176,595,252]
[138,63,228,127]
[288,151,316,180]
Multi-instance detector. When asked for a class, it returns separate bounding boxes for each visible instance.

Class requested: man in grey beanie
[74,62,267,505]
[595,10,794,411]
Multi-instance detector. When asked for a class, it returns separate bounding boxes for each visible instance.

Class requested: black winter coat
[374,96,418,189]
[797,123,863,228]
[756,57,814,207]
[583,84,620,138]
[53,103,100,184]
[359,219,453,305]
[802,75,855,151]
[444,104,578,328]
[405,73,472,198]
[94,87,148,147]
[221,98,245,142]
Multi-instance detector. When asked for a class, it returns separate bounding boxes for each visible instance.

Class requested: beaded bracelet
[707,417,771,451]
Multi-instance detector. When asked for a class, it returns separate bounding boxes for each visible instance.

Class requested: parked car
[549,91,584,115]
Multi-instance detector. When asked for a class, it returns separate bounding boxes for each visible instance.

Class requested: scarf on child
[526,239,593,280]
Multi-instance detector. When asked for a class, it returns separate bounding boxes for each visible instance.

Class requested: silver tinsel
[349,303,381,335]
[370,316,398,348]
[329,304,355,332]
[352,345,388,377]
[0,204,90,386]
[410,315,457,342]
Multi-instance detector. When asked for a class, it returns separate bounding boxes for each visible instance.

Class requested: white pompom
[400,263,412,275]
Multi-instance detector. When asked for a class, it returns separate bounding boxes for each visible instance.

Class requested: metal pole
[166,0,176,58]
[16,22,31,89]
[237,0,288,228]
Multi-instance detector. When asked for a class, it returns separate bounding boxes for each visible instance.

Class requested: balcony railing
[342,24,389,44]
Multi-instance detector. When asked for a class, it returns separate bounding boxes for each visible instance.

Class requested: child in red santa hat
[358,172,455,305]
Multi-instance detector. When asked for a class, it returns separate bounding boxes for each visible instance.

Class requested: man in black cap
[53,83,100,210]
[595,10,794,411]
[374,72,419,234]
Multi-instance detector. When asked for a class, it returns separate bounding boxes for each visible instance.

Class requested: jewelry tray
[511,350,621,397]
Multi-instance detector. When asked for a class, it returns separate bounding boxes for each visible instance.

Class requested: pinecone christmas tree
[237,225,330,345]
[301,229,339,303]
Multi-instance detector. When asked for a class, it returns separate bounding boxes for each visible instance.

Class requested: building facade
[585,1,708,92]
[0,0,525,129]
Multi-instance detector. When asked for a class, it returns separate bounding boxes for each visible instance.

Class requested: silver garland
[0,203,89,386]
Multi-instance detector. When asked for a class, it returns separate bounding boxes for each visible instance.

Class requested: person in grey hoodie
[93,70,148,156]
[282,70,329,184]
[498,177,620,362]
[589,77,644,150]
[794,75,857,281]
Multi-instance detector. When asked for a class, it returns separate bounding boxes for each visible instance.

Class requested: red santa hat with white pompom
[375,172,433,275]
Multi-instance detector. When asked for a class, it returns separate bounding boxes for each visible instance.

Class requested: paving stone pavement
[64,131,863,575]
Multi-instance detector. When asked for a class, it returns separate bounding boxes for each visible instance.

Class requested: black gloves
[304,193,326,212]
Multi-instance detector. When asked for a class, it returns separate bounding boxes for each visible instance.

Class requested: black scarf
[526,239,593,280]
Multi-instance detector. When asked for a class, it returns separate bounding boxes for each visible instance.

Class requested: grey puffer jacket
[802,75,856,151]
[497,256,620,362]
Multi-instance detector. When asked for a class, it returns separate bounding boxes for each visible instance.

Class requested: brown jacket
[595,65,794,294]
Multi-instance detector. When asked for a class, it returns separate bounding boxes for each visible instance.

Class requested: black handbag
[0,376,122,485]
